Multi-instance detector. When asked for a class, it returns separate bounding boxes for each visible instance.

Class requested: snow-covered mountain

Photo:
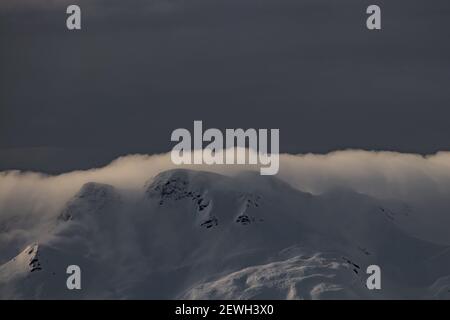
[1,169,449,299]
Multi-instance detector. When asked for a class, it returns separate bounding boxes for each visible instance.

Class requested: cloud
[278,150,450,245]
[280,150,450,198]
[2,148,450,215]
[1,149,450,262]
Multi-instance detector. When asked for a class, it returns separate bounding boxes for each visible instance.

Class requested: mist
[1,149,450,262]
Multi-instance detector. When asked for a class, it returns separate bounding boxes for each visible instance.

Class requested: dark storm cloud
[1,0,450,173]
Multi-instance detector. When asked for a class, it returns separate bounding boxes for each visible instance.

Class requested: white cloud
[2,149,450,217]
[1,149,450,259]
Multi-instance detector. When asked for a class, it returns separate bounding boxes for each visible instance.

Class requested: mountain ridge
[1,169,449,299]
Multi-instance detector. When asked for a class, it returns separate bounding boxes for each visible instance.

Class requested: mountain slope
[1,169,449,299]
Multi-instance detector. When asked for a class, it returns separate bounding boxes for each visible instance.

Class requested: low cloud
[1,149,450,261]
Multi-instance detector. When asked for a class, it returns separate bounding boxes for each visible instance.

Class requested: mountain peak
[59,182,120,221]
[145,169,217,211]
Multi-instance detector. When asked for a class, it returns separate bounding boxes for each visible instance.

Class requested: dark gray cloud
[1,0,450,173]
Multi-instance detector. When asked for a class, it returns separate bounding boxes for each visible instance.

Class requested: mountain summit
[1,169,449,299]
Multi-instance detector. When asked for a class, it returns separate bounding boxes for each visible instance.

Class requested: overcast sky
[1,0,449,173]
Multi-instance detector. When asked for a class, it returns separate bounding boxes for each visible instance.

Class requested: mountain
[1,169,449,299]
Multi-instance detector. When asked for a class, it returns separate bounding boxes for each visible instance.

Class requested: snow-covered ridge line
[1,168,450,299]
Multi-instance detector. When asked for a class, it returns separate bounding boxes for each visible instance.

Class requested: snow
[1,168,449,299]
[181,250,368,300]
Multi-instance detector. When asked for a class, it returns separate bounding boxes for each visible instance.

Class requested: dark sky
[1,0,449,173]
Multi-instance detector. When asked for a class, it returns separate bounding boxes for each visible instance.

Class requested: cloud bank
[1,149,450,261]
